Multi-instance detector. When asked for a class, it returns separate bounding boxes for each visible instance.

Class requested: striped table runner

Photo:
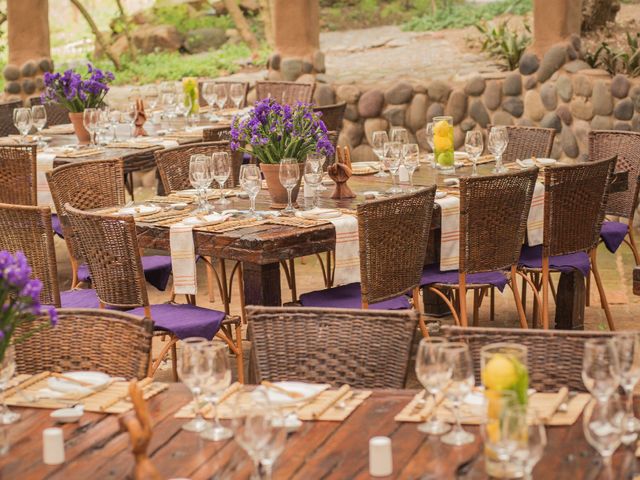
[329,214,360,286]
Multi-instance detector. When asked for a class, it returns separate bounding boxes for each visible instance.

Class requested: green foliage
[404,0,532,32]
[584,33,640,77]
[151,4,234,34]
[474,19,531,70]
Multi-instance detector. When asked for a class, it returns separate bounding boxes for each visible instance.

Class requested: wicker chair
[0,99,22,137]
[421,169,538,328]
[197,80,250,109]
[314,102,346,155]
[65,204,244,381]
[442,325,620,392]
[299,188,436,337]
[247,306,418,388]
[203,126,232,142]
[15,309,153,380]
[518,157,617,330]
[0,145,37,206]
[488,125,555,164]
[255,81,315,105]
[29,96,71,126]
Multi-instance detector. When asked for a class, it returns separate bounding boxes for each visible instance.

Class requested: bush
[473,19,531,70]
[584,33,640,77]
[151,4,234,34]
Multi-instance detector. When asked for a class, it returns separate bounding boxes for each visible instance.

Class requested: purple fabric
[51,214,64,238]
[518,245,591,277]
[299,282,411,310]
[420,264,510,292]
[60,288,100,308]
[127,303,224,340]
[78,255,172,291]
[600,221,628,253]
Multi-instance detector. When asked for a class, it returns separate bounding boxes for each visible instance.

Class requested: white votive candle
[369,436,393,477]
[43,427,65,465]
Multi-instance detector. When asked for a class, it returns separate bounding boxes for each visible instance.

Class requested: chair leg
[458,273,468,327]
[148,335,178,379]
[541,257,550,330]
[521,275,527,316]
[549,275,557,303]
[627,229,640,265]
[590,249,616,331]
[412,287,429,338]
[472,289,480,327]
[70,256,80,289]
[205,256,217,303]
[489,287,495,322]
[510,266,528,329]
[235,322,244,383]
[428,287,461,326]
[516,271,542,329]
[586,269,591,307]
[531,272,540,327]
[288,258,297,302]
[171,341,178,382]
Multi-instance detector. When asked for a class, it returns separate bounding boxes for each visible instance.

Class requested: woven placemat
[55,148,103,158]
[195,217,268,233]
[458,155,495,167]
[105,142,157,149]
[265,216,330,228]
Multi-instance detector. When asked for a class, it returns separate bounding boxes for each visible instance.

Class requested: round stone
[569,98,594,121]
[573,119,591,152]
[560,126,579,158]
[570,34,582,53]
[426,102,445,123]
[540,112,561,132]
[266,69,283,81]
[364,118,389,144]
[427,80,451,102]
[313,84,335,106]
[21,60,37,77]
[614,98,634,120]
[413,83,428,94]
[3,64,19,81]
[484,80,502,111]
[611,74,630,99]
[357,89,385,118]
[469,99,490,128]
[556,76,573,102]
[405,94,428,132]
[5,81,21,94]
[632,114,640,132]
[382,105,407,126]
[22,78,36,95]
[301,61,313,74]
[445,89,468,124]
[313,50,325,73]
[563,60,591,74]
[385,82,413,105]
[540,83,558,110]
[551,137,563,159]
[464,76,486,96]
[416,128,430,151]
[269,53,281,70]
[344,104,359,122]
[460,118,476,132]
[519,53,540,75]
[38,57,53,73]
[516,117,534,127]
[351,144,376,163]
[336,84,361,104]
[524,90,545,121]
[592,81,613,116]
[614,122,631,131]
[453,126,465,149]
[501,97,524,117]
[296,74,315,85]
[502,72,522,96]
[572,75,592,97]
[566,44,578,61]
[280,58,303,81]
[341,120,364,148]
[524,76,537,90]
[556,104,573,125]
[492,111,514,126]
[591,115,613,130]
[537,44,567,83]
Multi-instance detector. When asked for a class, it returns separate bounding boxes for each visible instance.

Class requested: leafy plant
[583,33,640,77]
[152,4,234,34]
[474,19,531,70]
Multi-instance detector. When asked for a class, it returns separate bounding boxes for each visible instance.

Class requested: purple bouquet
[230,98,334,164]
[0,251,57,361]
[41,63,115,113]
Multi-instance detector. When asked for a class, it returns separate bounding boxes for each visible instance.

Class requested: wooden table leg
[554,270,585,330]
[242,262,282,306]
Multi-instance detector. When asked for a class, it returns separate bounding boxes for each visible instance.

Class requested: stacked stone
[267,50,326,82]
[3,57,53,102]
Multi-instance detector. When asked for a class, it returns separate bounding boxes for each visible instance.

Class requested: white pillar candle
[43,428,65,465]
[369,436,393,477]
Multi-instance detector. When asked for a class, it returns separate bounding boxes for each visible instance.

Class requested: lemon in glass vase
[432,116,455,174]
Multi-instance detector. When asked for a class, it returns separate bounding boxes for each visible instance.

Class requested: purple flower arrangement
[41,63,115,113]
[0,251,57,361]
[230,98,334,164]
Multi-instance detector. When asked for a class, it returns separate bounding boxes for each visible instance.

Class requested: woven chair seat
[299,282,411,310]
[518,245,590,277]
[77,255,173,292]
[420,264,509,292]
[60,288,100,308]
[127,303,225,340]
[600,220,628,253]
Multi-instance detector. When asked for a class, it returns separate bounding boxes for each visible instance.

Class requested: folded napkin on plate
[296,208,342,220]
[435,195,461,271]
[329,214,361,286]
[527,181,544,246]
[37,152,56,208]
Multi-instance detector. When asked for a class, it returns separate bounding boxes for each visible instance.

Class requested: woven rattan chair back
[0,99,22,136]
[203,126,231,142]
[247,306,418,388]
[488,125,555,164]
[459,169,538,273]
[357,187,436,304]
[15,308,153,379]
[255,81,315,105]
[442,325,620,392]
[314,102,346,132]
[65,204,149,309]
[29,96,71,126]
[155,141,237,191]
[0,203,61,306]
[589,130,640,220]
[0,145,37,206]
[543,157,616,257]
[197,80,250,108]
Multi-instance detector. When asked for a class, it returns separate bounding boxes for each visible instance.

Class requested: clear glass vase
[432,116,455,175]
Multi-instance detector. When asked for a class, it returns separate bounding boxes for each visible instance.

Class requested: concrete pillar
[531,0,582,56]
[267,0,325,81]
[3,0,53,103]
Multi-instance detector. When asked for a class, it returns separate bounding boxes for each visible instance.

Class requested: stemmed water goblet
[201,81,218,120]
[144,85,159,110]
[307,152,327,192]
[211,152,231,205]
[383,141,402,194]
[415,338,451,435]
[83,108,100,147]
[161,91,177,131]
[126,103,138,138]
[390,126,409,144]
[13,108,32,144]
[511,413,547,480]
[402,143,420,191]
[214,83,228,114]
[200,339,234,441]
[240,164,262,218]
[583,395,625,468]
[0,346,20,425]
[615,333,640,441]
[30,105,47,148]
[279,158,300,215]
[582,338,621,402]
[95,107,110,146]
[439,342,475,446]
[425,122,435,167]
[371,130,389,178]
[189,154,213,213]
[178,337,210,433]
[230,83,244,109]
[304,155,323,210]
[465,130,484,177]
[258,407,287,480]
[488,126,508,174]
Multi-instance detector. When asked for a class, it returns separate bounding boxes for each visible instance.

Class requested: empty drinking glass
[582,338,620,402]
[583,396,624,466]
[13,108,32,144]
[307,152,328,191]
[415,338,452,435]
[144,85,159,110]
[304,156,324,209]
[30,105,47,147]
[200,340,233,441]
[465,130,484,177]
[211,151,231,205]
[178,337,210,433]
[189,154,213,213]
[383,142,402,194]
[0,346,20,424]
[371,131,389,178]
[230,83,244,109]
[615,333,640,439]
[259,408,287,480]
[214,83,228,112]
[96,107,111,146]
[240,164,262,218]
[403,143,420,191]
[482,391,524,477]
[512,414,547,480]
[202,81,218,120]
[439,342,475,446]
[83,108,100,146]
[390,126,409,144]
[488,126,508,174]
[279,158,300,215]
[175,92,192,122]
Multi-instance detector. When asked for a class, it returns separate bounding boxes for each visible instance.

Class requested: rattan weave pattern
[247,306,418,389]
[357,187,436,304]
[0,99,22,137]
[442,325,620,392]
[255,81,315,105]
[488,125,555,164]
[0,203,61,306]
[314,102,346,132]
[29,96,71,126]
[15,308,153,379]
[0,145,37,206]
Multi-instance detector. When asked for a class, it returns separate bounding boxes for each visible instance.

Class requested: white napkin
[37,152,56,208]
[329,214,361,286]
[435,195,461,271]
[527,181,545,246]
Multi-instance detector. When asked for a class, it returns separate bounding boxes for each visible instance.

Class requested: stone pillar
[3,0,53,103]
[267,0,325,81]
[531,0,582,56]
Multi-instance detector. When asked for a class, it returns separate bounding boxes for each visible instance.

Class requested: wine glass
[30,105,47,148]
[96,106,111,146]
[178,337,210,433]
[371,131,389,178]
[488,126,508,174]
[390,126,409,144]
[83,108,100,147]
[189,154,213,213]
[383,142,402,194]
[211,151,231,205]
[511,413,547,480]
[464,131,484,177]
[200,339,233,441]
[161,91,177,128]
[108,109,121,142]
[230,83,244,109]
[0,346,20,424]
[144,85,159,110]
[582,338,620,402]
[259,408,287,480]
[583,396,624,467]
[214,83,228,113]
[304,156,323,210]
[307,152,327,192]
[279,158,300,215]
[425,122,435,167]
[482,391,524,477]
[415,338,452,435]
[202,81,218,120]
[127,87,141,103]
[402,143,420,191]
[13,107,32,144]
[240,164,262,218]
[615,333,640,439]
[439,342,475,446]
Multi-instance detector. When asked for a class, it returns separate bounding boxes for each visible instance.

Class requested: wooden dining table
[3,384,637,479]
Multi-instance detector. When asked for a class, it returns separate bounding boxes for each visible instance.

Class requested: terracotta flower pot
[259,162,302,209]
[68,111,91,145]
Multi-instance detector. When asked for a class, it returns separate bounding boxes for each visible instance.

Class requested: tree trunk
[223,0,260,52]
[114,0,137,60]
[259,0,274,49]
[69,0,121,70]
[581,0,620,32]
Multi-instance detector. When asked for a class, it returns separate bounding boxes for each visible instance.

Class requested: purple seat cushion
[420,264,509,292]
[127,303,224,340]
[51,214,64,238]
[299,282,411,310]
[78,255,173,291]
[518,245,591,277]
[600,220,628,253]
[60,288,100,308]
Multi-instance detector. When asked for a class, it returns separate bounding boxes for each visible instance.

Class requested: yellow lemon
[433,120,451,137]
[433,134,453,152]
[482,353,517,391]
